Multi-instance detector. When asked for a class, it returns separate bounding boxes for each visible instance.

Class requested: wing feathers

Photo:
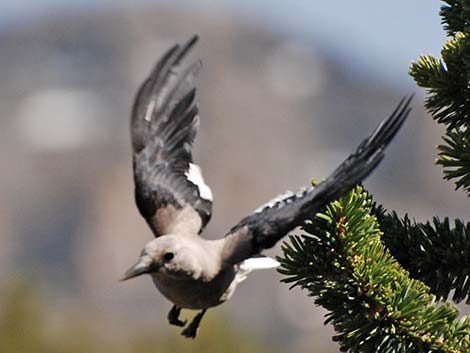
[131,36,213,237]
[222,96,412,265]
[253,188,311,214]
[131,35,199,155]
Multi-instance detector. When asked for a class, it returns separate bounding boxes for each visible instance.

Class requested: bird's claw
[170,317,187,327]
[167,305,187,327]
[180,309,206,339]
[181,322,199,339]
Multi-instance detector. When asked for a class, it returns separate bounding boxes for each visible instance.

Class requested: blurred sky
[0,0,446,87]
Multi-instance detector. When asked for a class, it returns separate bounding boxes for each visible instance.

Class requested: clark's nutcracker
[121,35,412,338]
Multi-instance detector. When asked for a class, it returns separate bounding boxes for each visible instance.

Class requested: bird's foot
[167,305,187,327]
[181,324,198,339]
[181,309,206,339]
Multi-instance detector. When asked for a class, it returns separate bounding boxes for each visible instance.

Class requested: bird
[121,34,412,339]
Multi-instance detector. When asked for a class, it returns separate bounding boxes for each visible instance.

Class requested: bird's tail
[235,256,280,283]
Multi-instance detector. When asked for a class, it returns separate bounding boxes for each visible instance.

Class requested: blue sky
[230,1,447,85]
[0,0,446,87]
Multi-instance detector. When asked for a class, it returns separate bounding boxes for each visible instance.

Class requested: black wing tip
[176,34,199,61]
[187,34,200,46]
[379,94,413,144]
[147,34,200,79]
[355,94,413,178]
[362,94,413,156]
[324,95,413,194]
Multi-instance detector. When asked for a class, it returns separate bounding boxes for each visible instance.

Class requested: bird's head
[120,235,204,281]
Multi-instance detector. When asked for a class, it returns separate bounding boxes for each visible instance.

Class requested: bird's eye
[163,252,174,262]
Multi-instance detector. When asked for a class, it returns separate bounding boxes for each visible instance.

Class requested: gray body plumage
[145,235,229,310]
[152,258,237,310]
[122,35,413,338]
[139,235,260,310]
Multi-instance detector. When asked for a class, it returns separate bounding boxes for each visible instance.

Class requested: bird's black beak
[120,257,157,281]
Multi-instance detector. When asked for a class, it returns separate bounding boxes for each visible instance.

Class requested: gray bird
[121,35,412,338]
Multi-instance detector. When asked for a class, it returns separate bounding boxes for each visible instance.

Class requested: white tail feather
[235,257,280,283]
[239,257,280,271]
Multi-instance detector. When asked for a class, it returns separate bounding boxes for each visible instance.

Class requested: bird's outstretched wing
[131,35,213,237]
[222,96,412,264]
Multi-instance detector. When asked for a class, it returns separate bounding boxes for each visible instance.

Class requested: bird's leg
[167,305,187,327]
[181,309,207,339]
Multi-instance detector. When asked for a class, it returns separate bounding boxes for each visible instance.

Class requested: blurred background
[1,1,468,352]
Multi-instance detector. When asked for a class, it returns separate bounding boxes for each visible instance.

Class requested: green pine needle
[410,1,470,194]
[409,33,470,130]
[440,0,470,35]
[278,187,470,353]
[436,128,470,193]
[374,206,470,304]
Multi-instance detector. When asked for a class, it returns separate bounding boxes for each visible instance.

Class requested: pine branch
[373,205,470,304]
[410,1,470,193]
[436,128,470,192]
[440,0,470,35]
[278,187,470,353]
[410,33,470,130]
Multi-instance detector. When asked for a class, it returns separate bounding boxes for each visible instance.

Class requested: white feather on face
[185,163,213,201]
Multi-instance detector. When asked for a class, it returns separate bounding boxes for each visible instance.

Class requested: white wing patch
[185,163,213,201]
[253,187,312,213]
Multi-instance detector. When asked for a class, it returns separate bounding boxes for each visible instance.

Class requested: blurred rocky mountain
[0,3,468,352]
